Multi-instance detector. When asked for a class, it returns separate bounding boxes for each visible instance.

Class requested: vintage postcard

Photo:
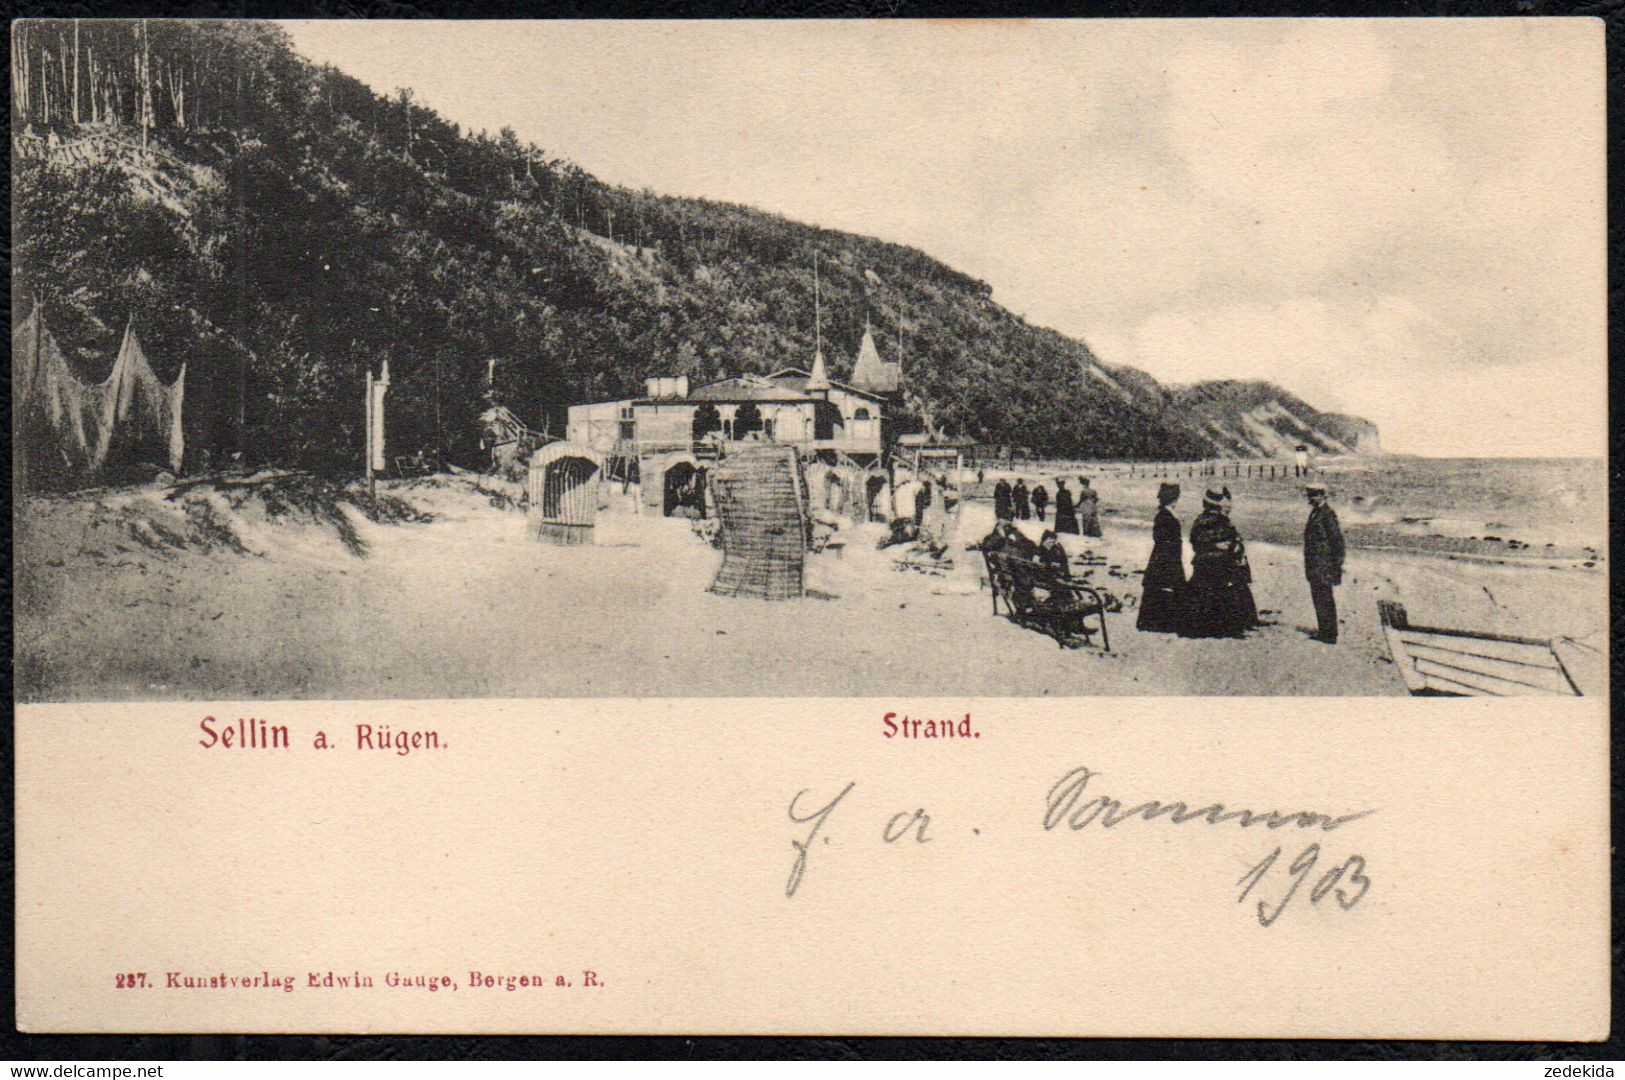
[11,17,1608,1037]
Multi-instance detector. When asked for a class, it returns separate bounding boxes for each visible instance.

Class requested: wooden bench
[982,548,1110,651]
[393,449,435,477]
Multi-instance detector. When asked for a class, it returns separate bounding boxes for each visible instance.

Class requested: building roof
[764,368,885,402]
[687,376,811,403]
[849,324,903,394]
[577,367,885,409]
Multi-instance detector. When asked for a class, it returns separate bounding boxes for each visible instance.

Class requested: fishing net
[13,303,185,488]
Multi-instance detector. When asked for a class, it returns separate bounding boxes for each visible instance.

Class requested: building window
[854,407,871,420]
[619,420,635,441]
[723,420,733,440]
[763,419,775,440]
[620,405,635,420]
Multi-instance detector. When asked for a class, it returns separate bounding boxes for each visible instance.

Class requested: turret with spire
[850,313,902,396]
[806,252,831,398]
[806,344,831,396]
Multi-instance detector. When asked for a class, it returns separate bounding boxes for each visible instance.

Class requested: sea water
[1056,455,1607,559]
[1305,456,1607,553]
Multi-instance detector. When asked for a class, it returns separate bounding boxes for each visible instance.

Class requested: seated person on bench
[1033,530,1091,642]
[980,518,1040,559]
[980,519,1041,610]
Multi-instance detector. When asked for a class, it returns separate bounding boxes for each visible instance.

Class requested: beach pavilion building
[567,331,901,461]
[566,325,905,517]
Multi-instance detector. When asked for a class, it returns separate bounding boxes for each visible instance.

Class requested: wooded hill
[12,19,1374,485]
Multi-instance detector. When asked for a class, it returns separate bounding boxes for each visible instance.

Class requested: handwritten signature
[784,766,1377,923]
[785,783,854,897]
[1043,765,1375,834]
[785,783,932,897]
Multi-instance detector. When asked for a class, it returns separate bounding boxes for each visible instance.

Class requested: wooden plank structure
[481,404,548,478]
[527,441,603,545]
[707,443,809,600]
[1377,600,1580,697]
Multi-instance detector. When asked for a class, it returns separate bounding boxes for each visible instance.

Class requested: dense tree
[13,17,1224,488]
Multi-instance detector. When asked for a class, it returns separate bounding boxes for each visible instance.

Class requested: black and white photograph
[7,18,1614,1050]
[12,18,1607,701]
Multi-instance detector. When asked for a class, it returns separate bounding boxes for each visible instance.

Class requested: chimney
[645,376,692,400]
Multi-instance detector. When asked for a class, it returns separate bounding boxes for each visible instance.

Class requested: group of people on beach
[991,475,1101,537]
[1138,481,1345,643]
[981,473,1346,646]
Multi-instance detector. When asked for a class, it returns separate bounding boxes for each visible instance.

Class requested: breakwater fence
[987,458,1322,483]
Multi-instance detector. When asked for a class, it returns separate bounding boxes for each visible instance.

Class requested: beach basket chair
[527,441,604,545]
[707,444,809,600]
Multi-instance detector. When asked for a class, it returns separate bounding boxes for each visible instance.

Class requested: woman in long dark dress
[1179,486,1257,639]
[993,476,1013,522]
[1137,482,1186,633]
[1053,479,1079,534]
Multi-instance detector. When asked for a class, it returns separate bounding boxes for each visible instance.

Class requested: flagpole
[814,251,821,358]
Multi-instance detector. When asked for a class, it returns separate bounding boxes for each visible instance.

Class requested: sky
[283,19,1605,457]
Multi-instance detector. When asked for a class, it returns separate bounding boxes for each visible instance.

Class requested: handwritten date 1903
[1237,843,1371,927]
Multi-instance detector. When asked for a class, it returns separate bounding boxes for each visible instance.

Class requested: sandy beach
[14,469,1607,702]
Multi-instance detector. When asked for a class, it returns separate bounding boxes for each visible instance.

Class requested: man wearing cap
[1303,485,1345,643]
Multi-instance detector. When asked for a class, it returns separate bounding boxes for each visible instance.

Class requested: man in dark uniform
[1303,484,1345,643]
